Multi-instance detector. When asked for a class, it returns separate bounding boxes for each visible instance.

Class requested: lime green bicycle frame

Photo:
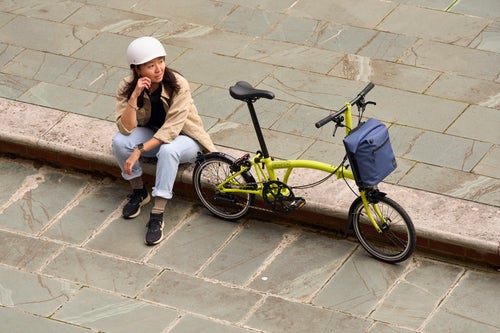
[216,102,386,233]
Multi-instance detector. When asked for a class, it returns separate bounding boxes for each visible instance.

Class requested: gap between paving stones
[0,98,498,267]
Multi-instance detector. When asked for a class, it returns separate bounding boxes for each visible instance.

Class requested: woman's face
[136,56,165,83]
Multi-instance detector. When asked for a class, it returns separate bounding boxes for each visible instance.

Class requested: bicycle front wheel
[349,196,415,263]
[192,153,255,221]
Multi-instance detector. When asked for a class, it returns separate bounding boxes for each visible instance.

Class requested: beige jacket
[115,72,216,153]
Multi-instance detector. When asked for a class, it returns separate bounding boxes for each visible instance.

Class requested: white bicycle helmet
[126,36,167,65]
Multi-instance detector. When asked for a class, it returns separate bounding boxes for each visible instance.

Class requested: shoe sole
[124,193,151,219]
[145,236,164,246]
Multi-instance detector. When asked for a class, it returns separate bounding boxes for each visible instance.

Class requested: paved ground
[0,155,499,333]
[0,1,499,332]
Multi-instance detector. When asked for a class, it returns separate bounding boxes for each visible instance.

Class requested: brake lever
[332,116,344,137]
[356,98,376,110]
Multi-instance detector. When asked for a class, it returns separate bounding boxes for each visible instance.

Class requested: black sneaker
[145,213,164,245]
[122,188,150,219]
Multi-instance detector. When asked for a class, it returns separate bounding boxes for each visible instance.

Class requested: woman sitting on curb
[112,36,216,245]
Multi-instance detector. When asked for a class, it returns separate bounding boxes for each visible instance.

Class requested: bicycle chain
[222,182,275,214]
[223,181,299,215]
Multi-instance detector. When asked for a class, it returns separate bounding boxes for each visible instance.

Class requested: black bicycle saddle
[229,81,275,101]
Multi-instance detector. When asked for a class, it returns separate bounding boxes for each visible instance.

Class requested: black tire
[349,196,416,263]
[192,153,255,221]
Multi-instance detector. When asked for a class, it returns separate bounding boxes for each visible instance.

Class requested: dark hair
[121,62,181,108]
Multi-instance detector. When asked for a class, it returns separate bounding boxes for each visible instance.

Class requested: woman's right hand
[132,77,152,98]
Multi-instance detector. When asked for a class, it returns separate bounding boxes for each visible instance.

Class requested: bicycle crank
[262,181,306,214]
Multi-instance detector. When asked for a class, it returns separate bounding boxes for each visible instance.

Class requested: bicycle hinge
[195,152,206,164]
[365,188,387,203]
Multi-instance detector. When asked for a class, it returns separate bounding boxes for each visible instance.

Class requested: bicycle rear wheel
[192,153,255,221]
[349,196,415,263]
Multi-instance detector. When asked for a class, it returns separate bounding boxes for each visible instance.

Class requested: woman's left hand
[124,149,141,175]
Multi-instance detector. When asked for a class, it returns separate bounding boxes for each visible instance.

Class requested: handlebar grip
[315,83,374,128]
[315,116,332,128]
[315,105,347,128]
[359,82,375,97]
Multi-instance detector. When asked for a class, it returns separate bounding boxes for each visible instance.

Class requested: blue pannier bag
[343,118,397,188]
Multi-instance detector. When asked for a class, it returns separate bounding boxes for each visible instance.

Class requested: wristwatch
[137,143,145,152]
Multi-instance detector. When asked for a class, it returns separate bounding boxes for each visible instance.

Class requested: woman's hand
[132,77,152,98]
[120,77,151,131]
[124,149,141,176]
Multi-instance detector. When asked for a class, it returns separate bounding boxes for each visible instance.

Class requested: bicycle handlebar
[359,81,375,97]
[315,82,375,128]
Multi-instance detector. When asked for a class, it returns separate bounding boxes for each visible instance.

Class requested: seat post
[246,100,270,158]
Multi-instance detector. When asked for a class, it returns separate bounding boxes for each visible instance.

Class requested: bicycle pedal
[290,197,306,210]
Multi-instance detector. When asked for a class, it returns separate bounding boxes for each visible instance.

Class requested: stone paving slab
[389,125,492,172]
[44,182,129,244]
[447,105,500,143]
[0,229,62,271]
[313,251,409,316]
[378,5,491,46]
[424,271,500,332]
[149,210,239,274]
[52,288,179,333]
[247,296,372,333]
[0,266,80,317]
[426,73,500,108]
[200,221,289,284]
[141,270,263,322]
[247,232,356,299]
[370,259,464,329]
[330,55,439,93]
[0,306,90,333]
[399,39,500,81]
[1,170,86,234]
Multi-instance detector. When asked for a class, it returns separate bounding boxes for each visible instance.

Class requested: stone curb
[1,98,498,267]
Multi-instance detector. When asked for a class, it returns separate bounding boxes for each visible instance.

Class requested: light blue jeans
[112,127,202,199]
